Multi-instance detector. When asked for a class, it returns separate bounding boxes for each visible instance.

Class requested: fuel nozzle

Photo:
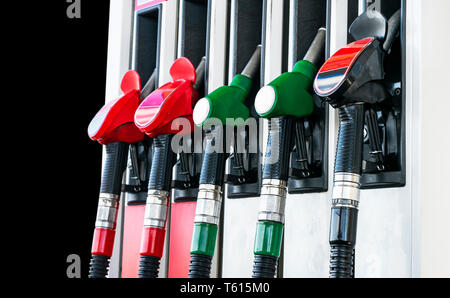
[189,46,262,279]
[251,29,326,278]
[87,70,145,278]
[193,45,262,127]
[254,28,325,119]
[313,9,402,278]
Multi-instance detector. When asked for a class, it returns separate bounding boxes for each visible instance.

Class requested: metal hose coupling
[332,173,361,209]
[194,184,222,225]
[257,179,287,223]
[144,190,170,228]
[95,193,120,230]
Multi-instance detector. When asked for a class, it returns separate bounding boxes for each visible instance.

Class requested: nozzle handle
[100,142,129,195]
[241,45,262,79]
[148,134,176,191]
[193,56,206,91]
[140,69,157,100]
[383,9,401,53]
[303,28,326,67]
[262,117,294,181]
[199,127,226,185]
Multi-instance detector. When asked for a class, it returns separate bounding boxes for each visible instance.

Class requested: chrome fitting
[95,193,120,230]
[257,179,287,223]
[143,190,170,228]
[194,184,222,225]
[332,173,361,209]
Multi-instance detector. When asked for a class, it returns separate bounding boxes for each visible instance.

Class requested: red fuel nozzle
[134,57,198,138]
[88,70,145,145]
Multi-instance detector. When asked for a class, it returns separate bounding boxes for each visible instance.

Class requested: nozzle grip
[148,134,176,191]
[199,128,226,185]
[334,105,365,175]
[100,142,129,195]
[262,117,294,181]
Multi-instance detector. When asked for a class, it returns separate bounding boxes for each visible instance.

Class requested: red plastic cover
[134,57,198,138]
[88,70,145,145]
[314,37,374,96]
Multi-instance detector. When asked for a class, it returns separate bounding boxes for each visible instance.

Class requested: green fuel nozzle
[251,28,326,278]
[254,28,326,119]
[193,46,262,127]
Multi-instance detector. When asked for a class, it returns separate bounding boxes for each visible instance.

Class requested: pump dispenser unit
[314,8,402,278]
[251,29,326,278]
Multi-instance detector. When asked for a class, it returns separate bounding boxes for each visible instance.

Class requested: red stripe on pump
[168,201,196,277]
[121,205,145,278]
[140,227,166,258]
[91,228,116,257]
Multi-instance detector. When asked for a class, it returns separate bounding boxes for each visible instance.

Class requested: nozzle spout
[193,56,206,91]
[303,28,326,66]
[241,45,262,79]
[383,9,401,53]
[140,68,157,100]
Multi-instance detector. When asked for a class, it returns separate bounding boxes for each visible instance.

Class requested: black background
[27,0,112,279]
[54,0,110,278]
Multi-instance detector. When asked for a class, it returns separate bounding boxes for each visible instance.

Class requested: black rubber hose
[251,117,293,278]
[330,244,355,278]
[138,134,175,278]
[88,255,110,278]
[329,207,358,278]
[252,255,278,278]
[138,255,161,278]
[199,127,226,185]
[188,127,225,279]
[89,142,128,278]
[100,142,129,195]
[188,254,212,278]
[329,104,364,278]
[262,117,294,180]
